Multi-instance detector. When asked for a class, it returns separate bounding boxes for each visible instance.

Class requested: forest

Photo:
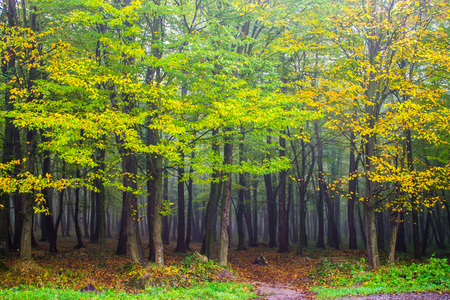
[0,0,450,299]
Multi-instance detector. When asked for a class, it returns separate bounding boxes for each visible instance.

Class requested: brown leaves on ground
[0,238,366,295]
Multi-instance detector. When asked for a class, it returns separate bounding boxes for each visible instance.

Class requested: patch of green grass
[311,257,450,299]
[0,282,257,300]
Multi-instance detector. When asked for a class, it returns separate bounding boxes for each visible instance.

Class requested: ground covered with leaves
[1,238,450,299]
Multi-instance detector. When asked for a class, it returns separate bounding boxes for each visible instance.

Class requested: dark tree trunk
[218,135,233,267]
[162,167,170,245]
[358,202,366,247]
[96,149,107,267]
[65,202,72,237]
[73,169,84,249]
[146,127,164,266]
[278,135,288,253]
[175,152,186,253]
[83,187,89,239]
[185,153,194,250]
[88,189,96,241]
[116,192,127,255]
[348,127,358,249]
[106,210,112,238]
[252,180,258,245]
[264,135,277,248]
[244,187,257,247]
[201,129,221,259]
[315,123,339,250]
[395,212,406,252]
[41,136,57,252]
[237,172,247,251]
[421,209,431,256]
[123,151,146,265]
[0,0,20,258]
[377,212,385,251]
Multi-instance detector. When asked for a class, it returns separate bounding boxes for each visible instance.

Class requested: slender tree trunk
[244,187,257,247]
[162,167,170,245]
[0,0,21,258]
[175,152,186,253]
[201,129,221,259]
[41,134,57,252]
[65,201,72,237]
[388,211,401,264]
[73,169,84,249]
[315,123,339,250]
[252,180,258,245]
[348,127,358,249]
[116,192,127,255]
[185,153,194,250]
[278,135,288,253]
[421,209,431,256]
[83,187,89,238]
[20,6,39,259]
[96,149,106,266]
[237,174,247,251]
[147,128,164,265]
[218,137,233,267]
[89,188,96,242]
[123,151,146,265]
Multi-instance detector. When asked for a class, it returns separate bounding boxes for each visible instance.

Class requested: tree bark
[116,192,127,255]
[348,127,358,249]
[175,152,186,253]
[96,149,106,267]
[201,129,221,259]
[123,151,146,265]
[73,170,84,249]
[218,136,233,267]
[278,135,288,253]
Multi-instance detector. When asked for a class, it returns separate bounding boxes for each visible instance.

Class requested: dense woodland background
[0,0,449,271]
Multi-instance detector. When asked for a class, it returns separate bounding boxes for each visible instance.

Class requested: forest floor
[1,237,449,299]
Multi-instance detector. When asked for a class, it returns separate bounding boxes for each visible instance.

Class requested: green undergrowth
[0,282,257,300]
[123,252,231,290]
[311,257,450,299]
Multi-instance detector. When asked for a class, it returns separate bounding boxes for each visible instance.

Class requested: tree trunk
[396,212,406,252]
[73,169,84,249]
[218,137,233,267]
[185,153,194,250]
[421,209,431,256]
[20,129,37,261]
[41,134,57,252]
[201,129,221,259]
[83,187,89,238]
[348,127,358,249]
[278,135,288,253]
[244,187,257,247]
[162,167,170,245]
[388,211,401,264]
[264,135,277,248]
[315,123,339,250]
[175,152,186,253]
[95,149,106,266]
[252,180,258,245]
[123,151,146,265]
[237,173,247,251]
[116,192,127,255]
[147,127,164,266]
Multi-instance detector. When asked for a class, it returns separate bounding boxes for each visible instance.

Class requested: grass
[0,282,257,299]
[311,257,450,299]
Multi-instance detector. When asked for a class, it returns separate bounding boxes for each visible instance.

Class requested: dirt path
[251,282,316,299]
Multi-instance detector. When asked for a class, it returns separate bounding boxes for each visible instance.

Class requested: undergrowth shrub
[312,256,450,299]
[124,252,229,290]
